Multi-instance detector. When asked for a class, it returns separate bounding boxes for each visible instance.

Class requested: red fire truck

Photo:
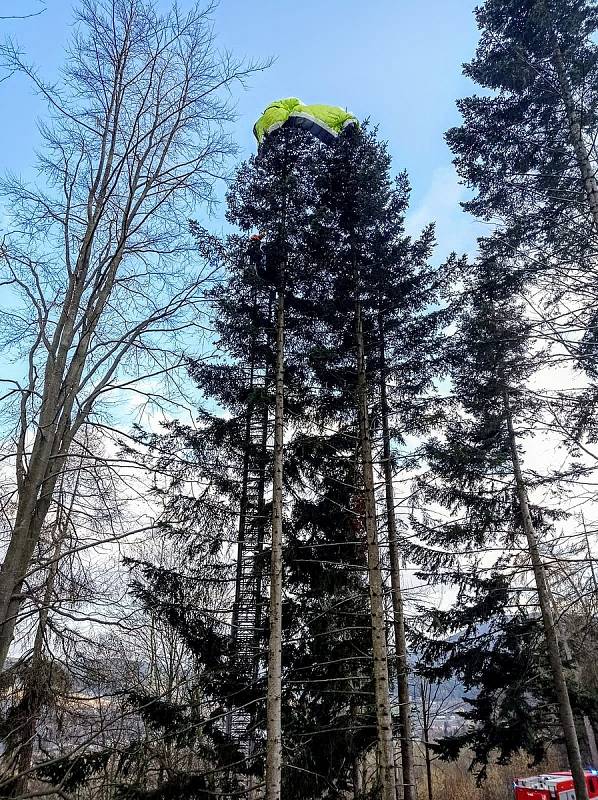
[513,771,598,799]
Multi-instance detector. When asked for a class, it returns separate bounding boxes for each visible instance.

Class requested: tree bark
[504,389,589,800]
[550,40,598,230]
[353,752,363,799]
[4,531,63,796]
[379,318,416,800]
[584,716,598,767]
[582,519,598,765]
[0,436,72,670]
[420,680,434,800]
[545,578,598,767]
[355,301,397,800]
[264,285,285,800]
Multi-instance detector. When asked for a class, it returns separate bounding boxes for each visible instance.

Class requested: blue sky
[0,0,484,259]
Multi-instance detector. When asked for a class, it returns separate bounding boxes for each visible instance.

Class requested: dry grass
[413,748,564,800]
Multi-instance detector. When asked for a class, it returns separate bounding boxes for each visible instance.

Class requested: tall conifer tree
[448,0,598,246]
[448,0,598,441]
[298,125,443,800]
[412,246,590,798]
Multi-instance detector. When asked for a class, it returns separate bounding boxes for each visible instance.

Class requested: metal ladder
[229,406,269,726]
[227,286,273,770]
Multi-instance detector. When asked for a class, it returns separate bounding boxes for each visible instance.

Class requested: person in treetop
[247,233,263,265]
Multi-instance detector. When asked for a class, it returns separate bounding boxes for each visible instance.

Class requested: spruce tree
[117,122,443,800]
[294,124,444,800]
[225,128,325,800]
[443,7,598,789]
[448,0,598,247]
[412,245,590,798]
[126,128,327,799]
[368,179,442,800]
[415,583,559,774]
[280,429,377,798]
[301,127,400,800]
[448,0,598,439]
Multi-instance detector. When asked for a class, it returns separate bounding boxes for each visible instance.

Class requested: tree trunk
[264,285,285,800]
[228,288,259,741]
[504,389,589,800]
[353,753,363,799]
[229,388,253,648]
[0,460,65,670]
[253,292,275,671]
[423,739,433,800]
[549,34,598,773]
[355,301,397,800]
[551,40,598,230]
[421,679,433,800]
[584,717,598,767]
[545,578,598,767]
[582,519,598,765]
[0,248,122,672]
[379,318,416,800]
[5,531,63,796]
[248,294,272,795]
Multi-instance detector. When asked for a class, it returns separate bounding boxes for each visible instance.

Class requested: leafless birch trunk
[550,41,598,230]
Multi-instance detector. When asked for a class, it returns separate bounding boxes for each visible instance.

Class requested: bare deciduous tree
[0,3,46,22]
[0,0,262,672]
